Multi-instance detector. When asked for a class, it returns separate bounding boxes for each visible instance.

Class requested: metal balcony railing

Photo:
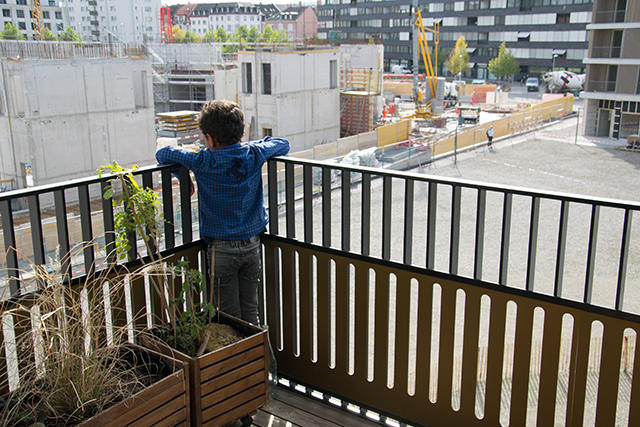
[592,9,627,24]
[586,79,617,92]
[590,45,621,59]
[1,156,639,426]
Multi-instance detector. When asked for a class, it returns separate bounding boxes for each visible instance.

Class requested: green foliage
[488,42,520,80]
[43,27,57,41]
[58,27,82,42]
[183,29,201,43]
[1,23,25,40]
[247,26,259,43]
[276,29,289,42]
[171,25,186,42]
[234,25,249,42]
[162,259,216,356]
[203,28,217,42]
[98,161,161,261]
[260,25,275,42]
[216,27,230,42]
[445,36,470,77]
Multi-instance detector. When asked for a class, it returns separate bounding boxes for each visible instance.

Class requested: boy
[156,100,290,325]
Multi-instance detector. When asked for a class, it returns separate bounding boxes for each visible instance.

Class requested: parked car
[391,64,412,74]
[526,77,540,92]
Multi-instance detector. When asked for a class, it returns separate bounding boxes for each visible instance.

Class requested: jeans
[207,235,262,325]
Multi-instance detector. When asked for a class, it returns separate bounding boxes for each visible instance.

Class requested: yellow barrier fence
[432,95,574,157]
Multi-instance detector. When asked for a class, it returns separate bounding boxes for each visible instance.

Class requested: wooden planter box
[79,344,190,427]
[141,312,270,427]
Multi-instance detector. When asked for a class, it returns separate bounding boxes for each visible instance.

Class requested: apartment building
[0,0,67,39]
[57,0,161,43]
[188,3,262,36]
[263,6,318,42]
[581,0,640,138]
[318,0,593,78]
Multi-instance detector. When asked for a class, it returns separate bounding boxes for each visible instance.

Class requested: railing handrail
[272,155,640,210]
[0,163,173,200]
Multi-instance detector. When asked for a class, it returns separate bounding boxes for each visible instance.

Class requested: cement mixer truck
[542,71,585,93]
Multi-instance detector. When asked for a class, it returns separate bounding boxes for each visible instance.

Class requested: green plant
[98,161,161,261]
[1,23,25,40]
[98,162,224,355]
[148,259,217,356]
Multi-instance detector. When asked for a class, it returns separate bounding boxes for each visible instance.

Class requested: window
[330,60,337,89]
[16,9,24,18]
[636,68,640,95]
[495,15,505,25]
[262,127,272,137]
[18,22,25,30]
[42,11,49,19]
[2,9,9,17]
[242,62,252,94]
[44,22,50,29]
[55,11,62,19]
[57,23,63,31]
[467,17,477,26]
[262,63,271,95]
[556,13,570,24]
[16,0,26,4]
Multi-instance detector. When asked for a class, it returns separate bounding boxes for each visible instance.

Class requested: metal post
[575,108,580,144]
[454,121,458,164]
[412,0,418,102]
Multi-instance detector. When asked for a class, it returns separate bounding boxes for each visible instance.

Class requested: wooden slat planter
[141,312,270,427]
[79,344,190,427]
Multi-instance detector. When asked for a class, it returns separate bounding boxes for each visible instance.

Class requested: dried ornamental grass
[0,248,160,426]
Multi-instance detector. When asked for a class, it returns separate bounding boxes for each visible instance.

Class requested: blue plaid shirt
[156,137,289,240]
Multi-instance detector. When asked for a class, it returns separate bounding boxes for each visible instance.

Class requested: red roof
[175,4,197,16]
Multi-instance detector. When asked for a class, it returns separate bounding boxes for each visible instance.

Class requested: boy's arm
[156,146,199,196]
[156,145,201,171]
[252,136,290,161]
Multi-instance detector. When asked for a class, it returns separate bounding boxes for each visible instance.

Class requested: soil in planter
[0,346,174,426]
[151,321,244,357]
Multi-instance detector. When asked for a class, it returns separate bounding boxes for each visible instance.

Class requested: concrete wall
[214,67,239,103]
[340,44,384,70]
[237,49,340,152]
[0,57,156,189]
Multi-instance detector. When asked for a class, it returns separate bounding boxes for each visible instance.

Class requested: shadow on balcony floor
[228,385,380,426]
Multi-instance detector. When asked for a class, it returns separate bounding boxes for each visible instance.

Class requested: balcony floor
[229,385,380,427]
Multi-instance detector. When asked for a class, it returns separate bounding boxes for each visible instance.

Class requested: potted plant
[0,256,190,426]
[100,162,270,426]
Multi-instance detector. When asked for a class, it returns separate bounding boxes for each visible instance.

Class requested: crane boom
[413,8,439,118]
[31,0,44,40]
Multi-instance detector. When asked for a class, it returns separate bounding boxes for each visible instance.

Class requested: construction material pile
[156,110,202,144]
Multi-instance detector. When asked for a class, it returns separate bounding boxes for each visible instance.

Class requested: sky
[162,0,317,5]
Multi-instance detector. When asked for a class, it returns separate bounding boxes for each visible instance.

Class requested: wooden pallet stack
[156,110,202,144]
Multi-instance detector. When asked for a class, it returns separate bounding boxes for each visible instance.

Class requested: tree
[247,26,259,43]
[1,23,25,40]
[59,27,82,42]
[203,28,216,43]
[182,29,201,43]
[260,25,275,42]
[488,42,520,80]
[235,25,249,43]
[171,25,186,42]
[276,29,288,42]
[215,27,229,42]
[445,36,470,78]
[43,27,57,41]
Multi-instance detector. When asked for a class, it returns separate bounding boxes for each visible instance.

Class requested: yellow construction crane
[31,0,44,40]
[413,8,439,118]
